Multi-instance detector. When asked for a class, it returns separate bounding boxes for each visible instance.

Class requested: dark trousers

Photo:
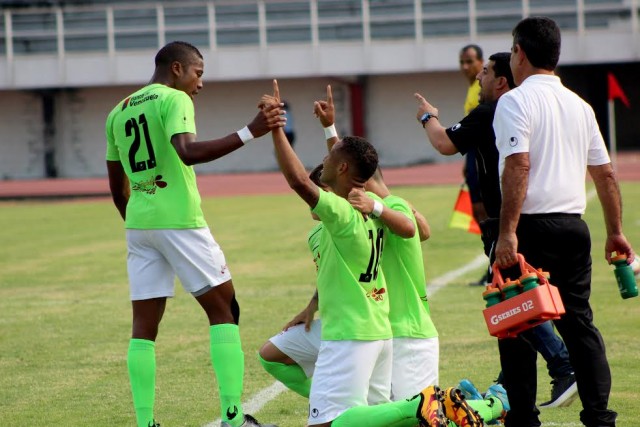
[482,219,573,383]
[496,214,616,427]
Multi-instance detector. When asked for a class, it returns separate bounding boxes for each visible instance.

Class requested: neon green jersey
[311,190,392,341]
[105,83,206,229]
[307,222,323,272]
[382,195,438,339]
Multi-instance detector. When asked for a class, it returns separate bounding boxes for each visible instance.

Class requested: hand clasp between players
[249,79,287,138]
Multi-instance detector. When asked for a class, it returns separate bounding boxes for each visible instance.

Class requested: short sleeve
[383,195,412,220]
[164,91,197,140]
[586,105,610,166]
[493,92,530,158]
[446,103,493,155]
[105,110,120,161]
[312,189,358,236]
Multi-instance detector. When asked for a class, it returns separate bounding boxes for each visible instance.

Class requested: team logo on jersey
[509,136,518,147]
[367,287,386,302]
[226,405,238,420]
[451,123,462,131]
[131,175,168,195]
[310,407,319,418]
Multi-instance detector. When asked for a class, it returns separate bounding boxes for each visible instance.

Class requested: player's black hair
[337,136,379,183]
[155,41,203,68]
[309,164,324,187]
[460,44,483,61]
[512,16,561,71]
[489,52,516,89]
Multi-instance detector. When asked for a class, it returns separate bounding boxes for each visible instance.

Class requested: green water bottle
[519,273,540,292]
[502,279,521,300]
[483,287,502,307]
[612,253,638,299]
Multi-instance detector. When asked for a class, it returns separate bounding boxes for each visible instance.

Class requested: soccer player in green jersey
[314,85,440,399]
[260,82,508,427]
[105,41,283,427]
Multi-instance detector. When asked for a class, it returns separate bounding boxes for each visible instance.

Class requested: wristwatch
[420,112,438,127]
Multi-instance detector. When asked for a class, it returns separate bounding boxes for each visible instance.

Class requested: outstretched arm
[171,101,285,166]
[267,80,320,208]
[588,163,635,264]
[314,85,339,151]
[414,93,458,155]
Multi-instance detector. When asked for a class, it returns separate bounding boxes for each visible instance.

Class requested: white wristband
[237,126,254,144]
[371,200,384,218]
[323,124,338,140]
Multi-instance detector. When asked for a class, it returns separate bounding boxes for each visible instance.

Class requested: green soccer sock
[127,339,156,427]
[467,397,505,423]
[258,355,311,398]
[388,419,421,427]
[210,324,245,427]
[332,394,421,427]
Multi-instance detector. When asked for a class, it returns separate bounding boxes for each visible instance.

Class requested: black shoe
[221,414,278,427]
[539,373,578,408]
[468,271,489,286]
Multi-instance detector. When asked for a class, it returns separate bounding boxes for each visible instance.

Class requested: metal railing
[1,0,637,59]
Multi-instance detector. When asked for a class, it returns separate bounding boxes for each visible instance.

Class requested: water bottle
[483,286,502,307]
[519,273,540,292]
[612,253,638,299]
[502,279,521,300]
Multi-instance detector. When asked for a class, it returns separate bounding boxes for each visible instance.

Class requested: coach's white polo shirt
[493,74,610,214]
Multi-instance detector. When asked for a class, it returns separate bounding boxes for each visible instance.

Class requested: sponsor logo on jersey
[226,405,238,420]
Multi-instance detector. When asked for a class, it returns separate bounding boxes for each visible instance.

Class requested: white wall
[367,72,468,166]
[0,91,44,179]
[0,71,470,179]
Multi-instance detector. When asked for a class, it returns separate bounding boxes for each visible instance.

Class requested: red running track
[1,152,638,200]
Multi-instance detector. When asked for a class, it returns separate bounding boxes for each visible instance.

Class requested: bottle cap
[612,253,628,264]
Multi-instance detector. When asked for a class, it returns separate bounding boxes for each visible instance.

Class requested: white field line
[205,190,599,426]
[203,253,488,427]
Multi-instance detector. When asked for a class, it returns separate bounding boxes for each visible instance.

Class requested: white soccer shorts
[308,338,392,425]
[126,228,232,301]
[268,319,322,377]
[391,336,439,400]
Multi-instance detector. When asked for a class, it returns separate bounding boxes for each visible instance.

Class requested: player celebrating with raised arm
[314,84,440,400]
[263,80,506,427]
[105,41,283,427]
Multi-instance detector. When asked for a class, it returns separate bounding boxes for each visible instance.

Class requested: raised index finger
[326,85,333,105]
[273,79,280,102]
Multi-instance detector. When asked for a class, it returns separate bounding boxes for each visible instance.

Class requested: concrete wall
[0,91,44,179]
[0,71,468,179]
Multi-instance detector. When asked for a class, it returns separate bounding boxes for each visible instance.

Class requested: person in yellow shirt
[459,44,488,286]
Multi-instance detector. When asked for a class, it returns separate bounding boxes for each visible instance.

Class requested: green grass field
[1,182,639,427]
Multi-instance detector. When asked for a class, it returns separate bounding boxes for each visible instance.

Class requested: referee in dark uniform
[415,51,576,408]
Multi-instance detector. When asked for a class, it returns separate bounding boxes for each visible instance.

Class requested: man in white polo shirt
[493,16,635,427]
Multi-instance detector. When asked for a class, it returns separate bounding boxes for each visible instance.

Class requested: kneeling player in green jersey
[261,82,508,427]
[105,41,284,427]
[314,85,440,399]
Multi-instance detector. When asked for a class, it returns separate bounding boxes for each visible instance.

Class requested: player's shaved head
[155,41,203,69]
